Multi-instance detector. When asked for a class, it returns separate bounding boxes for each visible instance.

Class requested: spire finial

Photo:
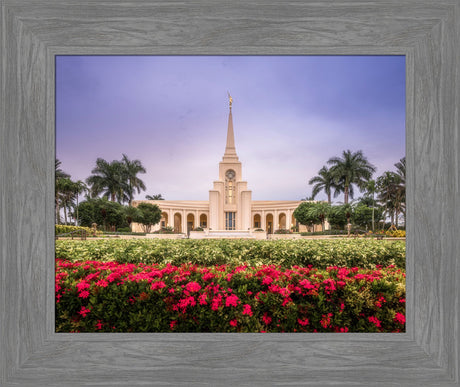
[227,91,233,109]
[223,93,238,161]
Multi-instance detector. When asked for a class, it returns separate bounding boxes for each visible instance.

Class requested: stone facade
[131,102,323,234]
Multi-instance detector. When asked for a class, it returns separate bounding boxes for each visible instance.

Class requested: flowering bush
[55,238,405,269]
[55,225,96,236]
[56,259,405,333]
[385,229,406,238]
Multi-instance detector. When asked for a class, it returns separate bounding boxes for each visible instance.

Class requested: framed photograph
[54,55,406,334]
[1,1,459,385]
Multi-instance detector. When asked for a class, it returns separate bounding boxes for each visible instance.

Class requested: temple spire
[223,93,238,161]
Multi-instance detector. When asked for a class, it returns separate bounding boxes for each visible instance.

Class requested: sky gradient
[56,55,405,202]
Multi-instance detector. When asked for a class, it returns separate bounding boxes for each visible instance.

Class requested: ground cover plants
[55,259,405,333]
[55,238,405,269]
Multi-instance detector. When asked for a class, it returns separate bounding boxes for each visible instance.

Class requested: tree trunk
[327,193,331,204]
[344,186,349,204]
[371,193,375,232]
[63,200,67,225]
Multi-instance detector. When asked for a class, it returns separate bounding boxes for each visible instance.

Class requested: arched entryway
[160,212,168,228]
[200,214,207,228]
[253,214,261,229]
[266,213,274,234]
[187,213,195,234]
[278,213,286,230]
[174,213,182,233]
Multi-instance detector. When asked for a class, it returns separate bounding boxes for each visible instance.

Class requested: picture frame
[1,1,458,385]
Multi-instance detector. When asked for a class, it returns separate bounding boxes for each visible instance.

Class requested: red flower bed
[56,259,405,333]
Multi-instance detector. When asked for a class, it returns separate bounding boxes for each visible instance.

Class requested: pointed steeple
[223,94,238,161]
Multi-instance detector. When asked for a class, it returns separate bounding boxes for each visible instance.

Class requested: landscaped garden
[55,239,405,333]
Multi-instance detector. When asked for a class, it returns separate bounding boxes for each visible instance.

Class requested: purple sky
[56,56,405,202]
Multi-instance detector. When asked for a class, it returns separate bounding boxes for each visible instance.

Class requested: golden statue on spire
[227,91,233,108]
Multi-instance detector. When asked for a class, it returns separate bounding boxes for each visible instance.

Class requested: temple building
[131,98,316,236]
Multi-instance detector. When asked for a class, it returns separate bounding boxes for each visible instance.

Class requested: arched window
[225,169,236,204]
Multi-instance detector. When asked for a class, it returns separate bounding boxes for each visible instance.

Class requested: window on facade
[225,170,236,204]
[225,212,236,230]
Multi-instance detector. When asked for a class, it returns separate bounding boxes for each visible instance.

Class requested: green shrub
[55,259,405,333]
[55,238,406,269]
[55,225,95,236]
[117,227,131,233]
[274,229,292,234]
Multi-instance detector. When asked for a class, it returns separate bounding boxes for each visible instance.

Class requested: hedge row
[55,225,97,236]
[55,239,406,269]
[56,259,405,333]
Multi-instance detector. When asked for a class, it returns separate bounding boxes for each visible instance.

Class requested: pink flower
[394,312,405,325]
[211,295,222,311]
[225,294,239,307]
[78,290,90,299]
[185,281,201,293]
[262,313,272,325]
[262,276,273,285]
[320,313,333,328]
[229,319,238,327]
[96,279,108,288]
[199,293,208,305]
[170,320,177,330]
[78,306,91,317]
[151,281,166,291]
[242,304,253,316]
[76,281,90,292]
[95,320,103,330]
[368,316,382,328]
[298,318,309,326]
[202,272,215,281]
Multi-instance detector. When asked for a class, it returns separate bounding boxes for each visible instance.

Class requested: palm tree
[376,171,400,227]
[145,194,164,200]
[55,159,70,224]
[394,157,406,226]
[327,150,376,204]
[86,158,128,203]
[308,166,339,204]
[365,179,377,231]
[57,177,75,224]
[70,180,88,225]
[121,154,147,206]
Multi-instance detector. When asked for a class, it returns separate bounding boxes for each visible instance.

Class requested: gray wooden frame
[1,0,459,385]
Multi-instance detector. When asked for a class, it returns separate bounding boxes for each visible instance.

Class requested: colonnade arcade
[252,211,297,233]
[159,210,208,233]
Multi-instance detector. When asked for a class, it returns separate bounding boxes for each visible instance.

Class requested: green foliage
[294,201,331,231]
[55,238,406,269]
[77,198,127,230]
[274,229,292,234]
[55,260,405,333]
[55,225,95,236]
[352,204,384,229]
[134,203,162,233]
[328,205,350,229]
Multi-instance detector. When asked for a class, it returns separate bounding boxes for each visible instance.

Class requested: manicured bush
[385,230,406,238]
[55,238,406,269]
[55,225,95,236]
[55,259,405,333]
[274,229,292,234]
